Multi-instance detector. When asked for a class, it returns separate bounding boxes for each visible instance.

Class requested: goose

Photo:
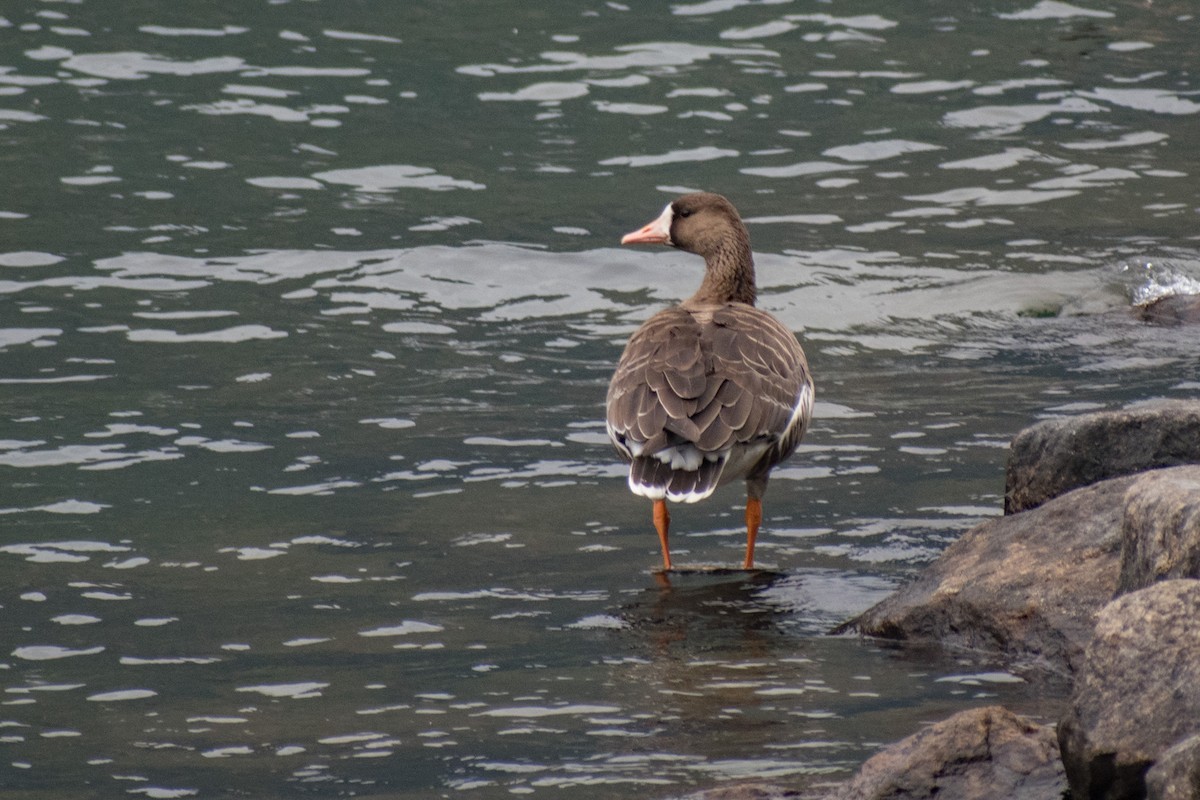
[606,192,814,571]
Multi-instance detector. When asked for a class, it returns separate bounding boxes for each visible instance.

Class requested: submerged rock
[834,475,1132,678]
[1058,580,1200,800]
[1004,400,1200,514]
[823,705,1064,800]
[1136,294,1200,326]
[1117,466,1200,595]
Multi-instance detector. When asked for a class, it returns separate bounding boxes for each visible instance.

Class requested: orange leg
[653,499,672,571]
[744,497,762,569]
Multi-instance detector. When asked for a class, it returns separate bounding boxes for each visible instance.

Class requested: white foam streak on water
[0,443,177,469]
[996,1,1114,20]
[61,53,249,80]
[86,688,158,702]
[939,147,1061,171]
[264,479,363,496]
[567,614,628,630]
[480,81,591,102]
[12,645,106,661]
[220,546,288,561]
[891,79,976,95]
[745,214,843,225]
[127,788,198,799]
[720,20,799,40]
[121,656,222,666]
[2,540,129,556]
[125,324,287,343]
[0,499,109,516]
[671,0,771,16]
[457,42,773,77]
[85,424,178,438]
[823,139,943,162]
[941,98,1104,132]
[139,25,249,38]
[599,146,740,168]
[935,672,1026,685]
[0,374,109,385]
[741,160,863,178]
[236,682,329,698]
[175,436,271,453]
[358,621,444,637]
[0,251,64,267]
[786,13,899,30]
[475,704,622,718]
[246,175,323,190]
[314,164,486,192]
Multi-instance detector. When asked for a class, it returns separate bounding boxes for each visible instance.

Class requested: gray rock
[1118,466,1200,595]
[1136,294,1200,326]
[1004,400,1200,514]
[835,475,1132,678]
[1058,580,1200,800]
[1146,733,1200,800]
[824,705,1064,800]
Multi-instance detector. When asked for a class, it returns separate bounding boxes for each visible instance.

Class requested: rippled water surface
[3,1,1200,797]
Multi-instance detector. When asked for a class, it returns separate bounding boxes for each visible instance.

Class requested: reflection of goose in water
[607,193,814,571]
[620,569,789,661]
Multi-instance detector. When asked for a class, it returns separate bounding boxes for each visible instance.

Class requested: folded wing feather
[606,304,810,502]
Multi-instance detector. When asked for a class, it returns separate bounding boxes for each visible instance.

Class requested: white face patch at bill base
[653,203,675,244]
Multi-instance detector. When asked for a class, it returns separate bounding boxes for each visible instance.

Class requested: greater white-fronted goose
[606,192,813,571]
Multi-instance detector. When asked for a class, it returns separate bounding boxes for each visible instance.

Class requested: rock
[1146,733,1200,800]
[834,475,1132,678]
[1004,400,1200,514]
[1058,580,1200,800]
[1117,466,1200,595]
[1136,294,1200,326]
[823,706,1064,800]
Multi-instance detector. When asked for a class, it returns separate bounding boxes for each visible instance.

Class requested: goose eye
[678,208,692,218]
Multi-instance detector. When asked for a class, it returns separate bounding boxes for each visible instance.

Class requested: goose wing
[606,303,812,502]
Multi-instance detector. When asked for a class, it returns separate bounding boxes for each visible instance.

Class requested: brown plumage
[606,192,814,571]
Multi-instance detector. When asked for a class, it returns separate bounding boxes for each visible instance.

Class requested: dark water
[2,1,1199,797]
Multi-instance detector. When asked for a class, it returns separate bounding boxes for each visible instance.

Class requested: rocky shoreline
[685,399,1200,800]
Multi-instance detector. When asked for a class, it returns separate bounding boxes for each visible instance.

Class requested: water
[2,1,1200,796]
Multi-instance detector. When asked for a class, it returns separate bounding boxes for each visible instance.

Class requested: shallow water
[2,1,1200,797]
